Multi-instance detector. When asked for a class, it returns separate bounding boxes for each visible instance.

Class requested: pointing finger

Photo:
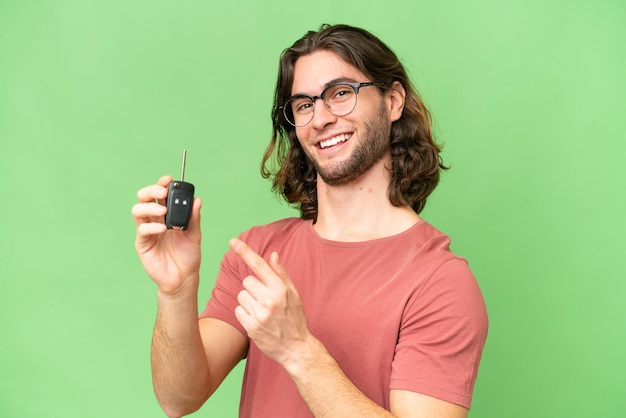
[229,238,278,286]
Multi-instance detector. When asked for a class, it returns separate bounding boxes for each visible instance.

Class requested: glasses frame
[278,81,376,127]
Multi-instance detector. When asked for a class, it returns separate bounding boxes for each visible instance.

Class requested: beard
[305,102,391,186]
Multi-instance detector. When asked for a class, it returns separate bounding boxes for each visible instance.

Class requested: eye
[290,97,314,114]
[328,85,355,102]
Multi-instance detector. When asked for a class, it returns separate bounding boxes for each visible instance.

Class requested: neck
[313,158,420,242]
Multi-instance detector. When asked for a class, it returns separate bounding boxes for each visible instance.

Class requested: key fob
[165,180,194,230]
[164,150,195,231]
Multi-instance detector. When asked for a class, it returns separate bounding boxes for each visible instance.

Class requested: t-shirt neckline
[305,218,426,248]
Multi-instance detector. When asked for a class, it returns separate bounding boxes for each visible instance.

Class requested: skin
[132,50,469,418]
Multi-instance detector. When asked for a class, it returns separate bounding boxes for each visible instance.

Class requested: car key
[165,150,195,231]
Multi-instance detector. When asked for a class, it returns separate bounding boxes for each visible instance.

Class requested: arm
[151,291,247,417]
[230,238,468,418]
[284,342,468,418]
[132,176,247,417]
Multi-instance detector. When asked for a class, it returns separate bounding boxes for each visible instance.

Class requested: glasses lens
[323,84,357,117]
[284,96,314,127]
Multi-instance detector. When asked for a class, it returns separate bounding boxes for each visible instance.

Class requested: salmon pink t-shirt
[200,218,488,417]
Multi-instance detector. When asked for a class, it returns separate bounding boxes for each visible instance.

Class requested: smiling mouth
[319,133,352,149]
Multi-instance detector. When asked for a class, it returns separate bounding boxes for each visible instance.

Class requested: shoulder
[237,217,310,254]
[402,221,487,323]
[240,217,307,239]
[395,221,465,274]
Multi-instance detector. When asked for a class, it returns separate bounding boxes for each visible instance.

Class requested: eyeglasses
[279,81,376,127]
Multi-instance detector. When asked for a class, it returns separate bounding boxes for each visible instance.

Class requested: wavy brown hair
[262,24,447,220]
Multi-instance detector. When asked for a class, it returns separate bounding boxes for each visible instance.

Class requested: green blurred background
[1,0,624,416]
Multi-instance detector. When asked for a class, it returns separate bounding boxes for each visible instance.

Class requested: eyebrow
[291,77,360,97]
[324,77,359,87]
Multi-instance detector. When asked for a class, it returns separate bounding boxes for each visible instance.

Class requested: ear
[386,81,406,123]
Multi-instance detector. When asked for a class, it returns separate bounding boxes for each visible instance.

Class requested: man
[132,24,488,418]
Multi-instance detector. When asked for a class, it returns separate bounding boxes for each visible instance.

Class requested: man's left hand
[230,238,312,368]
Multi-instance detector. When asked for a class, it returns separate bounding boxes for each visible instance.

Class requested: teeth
[319,134,351,149]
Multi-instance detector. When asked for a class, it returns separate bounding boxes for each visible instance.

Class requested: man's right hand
[132,175,202,295]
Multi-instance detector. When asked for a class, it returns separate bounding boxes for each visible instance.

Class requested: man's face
[290,50,396,186]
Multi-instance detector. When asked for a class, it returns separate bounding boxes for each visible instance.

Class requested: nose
[310,98,337,130]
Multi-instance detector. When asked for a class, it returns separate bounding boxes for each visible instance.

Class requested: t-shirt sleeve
[389,257,488,409]
[199,247,248,338]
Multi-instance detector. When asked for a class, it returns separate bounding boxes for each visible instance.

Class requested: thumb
[185,196,203,239]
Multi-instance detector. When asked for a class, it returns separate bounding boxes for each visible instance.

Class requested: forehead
[291,50,368,95]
